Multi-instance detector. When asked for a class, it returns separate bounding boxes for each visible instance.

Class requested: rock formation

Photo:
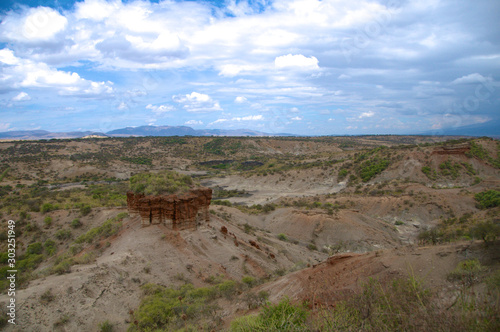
[431,143,470,155]
[127,187,212,229]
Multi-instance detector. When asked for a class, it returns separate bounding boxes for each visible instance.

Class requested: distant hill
[421,119,500,137]
[0,130,107,140]
[0,125,295,140]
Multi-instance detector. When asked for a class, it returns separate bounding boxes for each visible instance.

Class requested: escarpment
[127,187,212,229]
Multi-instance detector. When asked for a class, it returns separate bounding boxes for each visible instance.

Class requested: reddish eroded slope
[256,240,500,308]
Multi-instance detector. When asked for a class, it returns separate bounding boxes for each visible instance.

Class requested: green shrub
[129,170,195,196]
[474,190,500,209]
[217,280,238,299]
[40,289,55,304]
[75,215,122,244]
[41,203,56,213]
[447,259,486,286]
[231,297,308,331]
[277,233,287,241]
[307,243,318,251]
[242,276,257,288]
[338,169,348,180]
[71,218,82,228]
[470,221,500,243]
[98,320,113,332]
[44,239,57,256]
[131,281,230,331]
[358,158,390,182]
[52,259,72,275]
[55,229,72,240]
[43,216,52,227]
[27,242,43,255]
[80,204,92,216]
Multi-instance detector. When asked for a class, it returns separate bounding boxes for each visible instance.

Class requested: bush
[277,233,288,241]
[75,216,122,244]
[40,289,55,304]
[129,170,195,196]
[41,203,56,213]
[80,204,92,216]
[474,190,500,209]
[98,320,113,332]
[43,216,52,227]
[52,259,72,275]
[71,218,82,228]
[131,281,231,331]
[27,242,43,255]
[447,259,486,286]
[55,229,72,240]
[470,221,500,243]
[242,276,257,288]
[44,239,57,256]
[231,297,308,331]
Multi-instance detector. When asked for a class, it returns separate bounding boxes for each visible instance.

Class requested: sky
[0,0,499,135]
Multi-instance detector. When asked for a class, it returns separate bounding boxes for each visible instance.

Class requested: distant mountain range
[420,119,500,137]
[0,120,498,140]
[0,125,296,140]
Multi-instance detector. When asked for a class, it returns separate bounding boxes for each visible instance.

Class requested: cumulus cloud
[291,116,303,121]
[0,48,113,97]
[146,104,175,115]
[173,92,222,113]
[359,111,375,119]
[0,0,499,134]
[1,7,67,42]
[12,92,31,101]
[209,114,263,125]
[185,120,203,126]
[234,96,248,103]
[451,73,493,85]
[117,102,128,110]
[275,54,319,70]
[0,123,11,131]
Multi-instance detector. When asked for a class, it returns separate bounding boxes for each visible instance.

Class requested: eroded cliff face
[127,187,212,229]
[431,143,470,155]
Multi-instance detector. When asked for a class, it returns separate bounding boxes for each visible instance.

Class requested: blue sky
[0,0,499,135]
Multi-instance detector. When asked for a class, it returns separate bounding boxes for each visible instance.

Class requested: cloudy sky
[0,0,499,135]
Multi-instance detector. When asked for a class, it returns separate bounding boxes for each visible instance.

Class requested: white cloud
[173,92,222,112]
[291,116,303,121]
[290,107,299,113]
[235,96,248,103]
[209,114,263,126]
[146,104,175,114]
[0,49,113,97]
[275,54,319,70]
[451,73,493,85]
[117,102,129,110]
[1,7,67,42]
[185,120,203,126]
[359,111,375,119]
[0,123,11,131]
[237,115,263,121]
[75,0,118,21]
[12,92,31,101]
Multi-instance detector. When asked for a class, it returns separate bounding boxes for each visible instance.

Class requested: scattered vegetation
[475,190,500,209]
[129,279,242,331]
[129,170,196,195]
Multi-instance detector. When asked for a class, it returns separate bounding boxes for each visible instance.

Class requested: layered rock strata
[127,187,212,229]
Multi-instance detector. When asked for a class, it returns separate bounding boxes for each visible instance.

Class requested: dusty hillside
[0,136,498,331]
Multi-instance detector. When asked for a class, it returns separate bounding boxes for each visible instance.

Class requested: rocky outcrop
[127,187,212,229]
[432,143,470,155]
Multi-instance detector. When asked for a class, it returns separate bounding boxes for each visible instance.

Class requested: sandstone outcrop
[431,143,470,155]
[127,187,212,229]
